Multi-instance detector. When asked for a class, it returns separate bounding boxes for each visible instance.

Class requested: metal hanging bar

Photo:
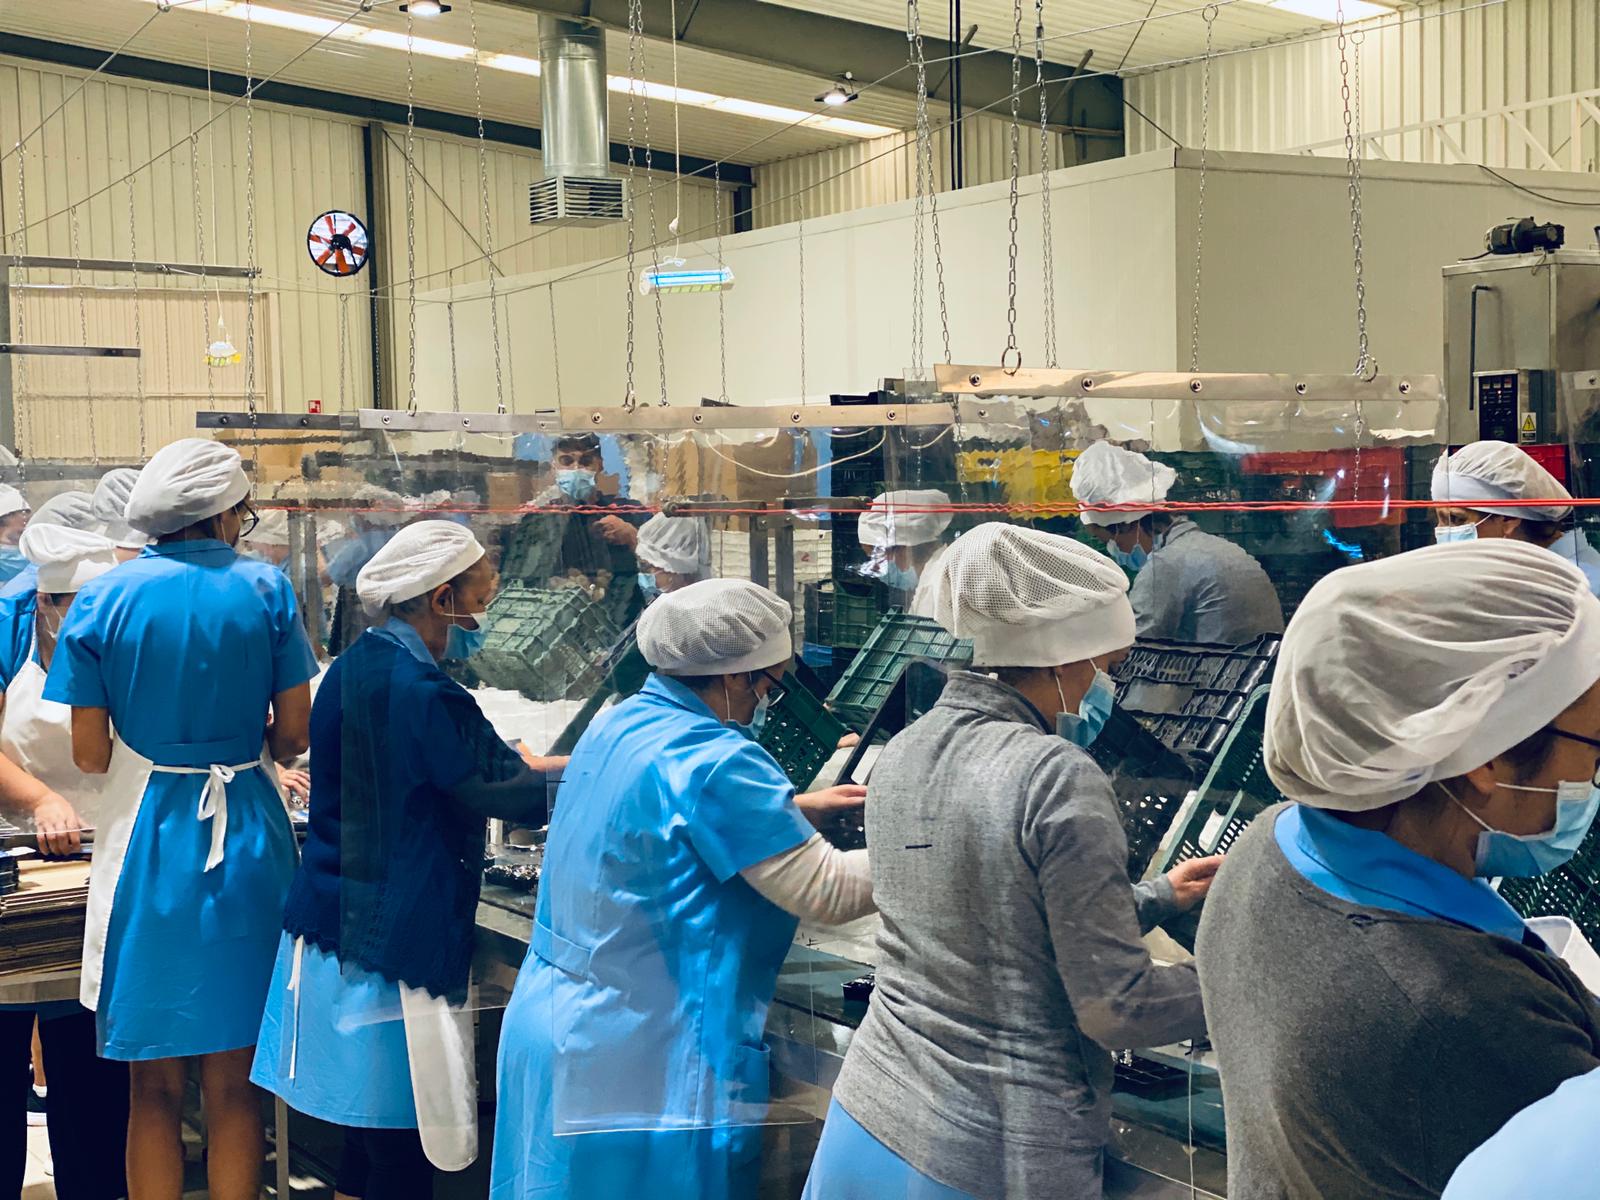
[935,364,1440,401]
[0,344,141,358]
[0,256,257,277]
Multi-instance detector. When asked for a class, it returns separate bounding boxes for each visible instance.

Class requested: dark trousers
[335,1126,434,1200]
[0,1006,129,1200]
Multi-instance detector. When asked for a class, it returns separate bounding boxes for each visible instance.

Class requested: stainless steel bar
[0,255,258,278]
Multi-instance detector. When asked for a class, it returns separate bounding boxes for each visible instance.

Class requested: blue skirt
[97,771,296,1061]
[803,1100,975,1200]
[251,932,418,1129]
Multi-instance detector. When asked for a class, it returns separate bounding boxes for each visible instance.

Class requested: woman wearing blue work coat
[253,521,565,1200]
[46,438,319,1200]
[490,578,877,1200]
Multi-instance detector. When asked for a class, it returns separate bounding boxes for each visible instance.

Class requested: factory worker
[90,468,149,562]
[1432,439,1600,594]
[0,487,30,585]
[803,524,1218,1200]
[490,578,876,1200]
[634,513,710,600]
[45,437,319,1200]
[0,491,98,601]
[0,526,128,1200]
[1197,540,1600,1199]
[253,521,564,1199]
[1441,1064,1600,1198]
[1071,440,1283,645]
[856,489,953,618]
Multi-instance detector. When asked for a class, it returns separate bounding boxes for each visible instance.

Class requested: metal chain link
[1189,5,1216,374]
[797,193,807,404]
[622,0,642,411]
[69,204,98,464]
[1336,0,1374,377]
[633,7,668,407]
[908,0,949,368]
[1001,0,1024,374]
[189,132,214,406]
[466,0,506,414]
[446,271,460,413]
[10,144,30,461]
[1035,0,1058,369]
[126,178,147,460]
[908,0,928,378]
[1353,30,1364,148]
[404,10,420,413]
[337,292,349,412]
[547,285,563,406]
[713,161,729,401]
[243,2,258,424]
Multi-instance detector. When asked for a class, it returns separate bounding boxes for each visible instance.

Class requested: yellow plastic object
[956,447,1081,513]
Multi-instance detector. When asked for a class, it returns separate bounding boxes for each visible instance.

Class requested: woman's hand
[518,745,569,777]
[796,785,868,828]
[836,733,861,750]
[278,768,311,809]
[33,793,85,857]
[1165,854,1226,911]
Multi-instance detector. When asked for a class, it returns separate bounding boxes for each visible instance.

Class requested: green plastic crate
[472,585,620,702]
[826,611,973,729]
[500,513,567,583]
[1152,687,1280,876]
[1501,803,1600,945]
[759,676,848,790]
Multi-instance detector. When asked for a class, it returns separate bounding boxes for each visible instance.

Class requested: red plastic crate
[1238,447,1406,528]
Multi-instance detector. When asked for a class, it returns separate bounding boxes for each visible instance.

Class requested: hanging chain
[337,293,349,412]
[446,271,460,413]
[189,132,214,405]
[797,193,807,404]
[466,0,506,414]
[1337,0,1373,378]
[1353,30,1365,147]
[635,5,668,407]
[243,2,258,421]
[127,178,147,461]
[404,11,420,413]
[1189,5,1216,374]
[10,144,30,461]
[714,162,729,401]
[908,0,949,372]
[908,1,928,378]
[547,286,564,406]
[622,0,642,411]
[1035,0,1058,369]
[69,205,99,464]
[1000,0,1024,374]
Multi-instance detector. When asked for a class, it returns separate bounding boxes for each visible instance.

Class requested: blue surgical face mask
[1106,542,1148,573]
[883,562,919,592]
[638,571,661,602]
[1435,518,1485,545]
[723,677,772,739]
[1451,779,1600,878]
[557,468,597,502]
[445,623,487,660]
[1054,665,1116,748]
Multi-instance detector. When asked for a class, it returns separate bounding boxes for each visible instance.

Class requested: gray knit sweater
[1198,806,1600,1199]
[833,672,1206,1200]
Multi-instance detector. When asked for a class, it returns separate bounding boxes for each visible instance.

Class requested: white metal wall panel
[1126,0,1600,172]
[752,112,1072,228]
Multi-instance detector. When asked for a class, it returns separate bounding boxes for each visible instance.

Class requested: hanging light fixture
[640,258,735,295]
[205,316,241,367]
[815,73,859,107]
[399,1,452,14]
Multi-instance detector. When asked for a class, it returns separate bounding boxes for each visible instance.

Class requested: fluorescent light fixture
[815,76,859,107]
[136,0,899,139]
[640,263,735,295]
[398,1,452,14]
[1266,0,1393,21]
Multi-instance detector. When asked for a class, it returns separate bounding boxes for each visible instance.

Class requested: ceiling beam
[0,33,757,184]
[492,0,1126,140]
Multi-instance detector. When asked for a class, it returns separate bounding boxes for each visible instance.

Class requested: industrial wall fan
[307,210,371,277]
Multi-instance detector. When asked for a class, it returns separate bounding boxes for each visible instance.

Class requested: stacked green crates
[500,513,567,583]
[758,678,848,790]
[826,611,973,729]
[472,585,620,702]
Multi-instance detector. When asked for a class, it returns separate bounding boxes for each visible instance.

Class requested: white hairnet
[125,439,250,537]
[245,507,292,547]
[91,469,147,549]
[931,522,1135,667]
[355,484,409,528]
[1070,441,1177,528]
[20,525,119,593]
[638,578,792,675]
[356,520,485,616]
[1266,540,1600,811]
[1431,440,1573,523]
[27,491,97,531]
[0,486,28,520]
[636,515,707,576]
[858,490,953,549]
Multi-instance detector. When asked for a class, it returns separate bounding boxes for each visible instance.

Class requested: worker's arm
[267,682,312,762]
[741,834,874,925]
[429,683,561,825]
[450,758,561,825]
[1028,751,1206,1049]
[1128,553,1181,640]
[71,707,113,775]
[0,710,84,854]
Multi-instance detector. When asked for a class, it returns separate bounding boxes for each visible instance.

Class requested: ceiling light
[1266,0,1393,21]
[132,0,897,138]
[815,74,859,107]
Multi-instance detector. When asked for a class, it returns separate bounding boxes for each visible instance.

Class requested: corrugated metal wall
[752,113,1074,228]
[1126,0,1600,170]
[0,54,728,457]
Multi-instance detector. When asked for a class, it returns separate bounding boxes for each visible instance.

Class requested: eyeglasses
[238,506,260,539]
[1548,727,1600,786]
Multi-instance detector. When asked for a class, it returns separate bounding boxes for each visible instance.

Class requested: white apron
[79,735,276,1012]
[283,935,479,1170]
[0,637,103,820]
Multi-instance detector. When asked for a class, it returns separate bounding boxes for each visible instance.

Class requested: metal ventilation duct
[530,17,626,226]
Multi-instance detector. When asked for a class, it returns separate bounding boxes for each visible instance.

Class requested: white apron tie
[286,935,305,1081]
[149,760,259,872]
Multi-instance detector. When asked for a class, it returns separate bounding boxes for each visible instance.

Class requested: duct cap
[529,176,627,226]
